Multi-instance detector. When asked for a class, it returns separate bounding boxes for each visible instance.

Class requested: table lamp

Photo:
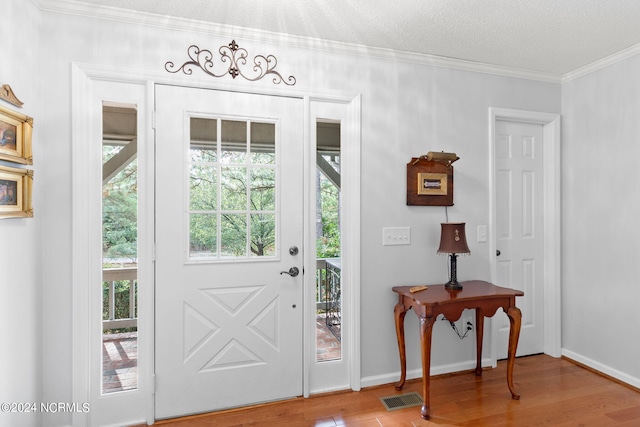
[437,222,470,290]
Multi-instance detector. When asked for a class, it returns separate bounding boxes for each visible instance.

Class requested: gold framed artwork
[417,172,448,196]
[407,157,454,206]
[0,104,33,165]
[0,164,33,219]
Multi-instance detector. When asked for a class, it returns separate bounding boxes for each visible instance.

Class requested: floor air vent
[380,392,423,411]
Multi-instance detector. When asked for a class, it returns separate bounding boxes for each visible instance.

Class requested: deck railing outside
[315,258,341,340]
[103,267,137,331]
[103,260,339,332]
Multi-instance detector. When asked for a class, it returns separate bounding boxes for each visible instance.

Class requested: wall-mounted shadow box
[406,153,458,206]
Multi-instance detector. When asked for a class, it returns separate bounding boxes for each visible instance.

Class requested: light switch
[477,225,487,243]
[383,227,411,246]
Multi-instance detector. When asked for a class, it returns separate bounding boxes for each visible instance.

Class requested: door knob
[280,267,300,277]
[496,250,501,256]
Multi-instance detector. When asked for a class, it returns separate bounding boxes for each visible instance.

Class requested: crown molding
[34,0,564,84]
[36,0,640,84]
[562,42,640,83]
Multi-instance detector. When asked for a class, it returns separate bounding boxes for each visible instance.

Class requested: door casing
[71,63,361,426]
[488,107,561,365]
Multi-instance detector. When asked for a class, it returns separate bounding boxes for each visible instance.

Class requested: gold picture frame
[417,172,448,196]
[0,104,33,165]
[0,164,33,219]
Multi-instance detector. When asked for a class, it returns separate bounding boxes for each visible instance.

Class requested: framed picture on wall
[406,157,454,206]
[0,104,33,165]
[0,164,33,219]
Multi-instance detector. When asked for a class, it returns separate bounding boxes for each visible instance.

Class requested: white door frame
[488,107,561,364]
[71,63,361,425]
[305,99,361,395]
[71,66,154,427]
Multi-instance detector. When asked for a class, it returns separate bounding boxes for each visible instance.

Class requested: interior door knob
[496,250,501,256]
[280,267,300,277]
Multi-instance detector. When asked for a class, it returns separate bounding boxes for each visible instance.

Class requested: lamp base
[445,253,463,290]
[444,280,463,290]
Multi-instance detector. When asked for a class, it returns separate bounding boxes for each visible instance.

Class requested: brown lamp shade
[437,223,470,254]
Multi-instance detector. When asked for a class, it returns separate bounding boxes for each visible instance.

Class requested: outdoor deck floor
[102,314,342,393]
[102,331,139,393]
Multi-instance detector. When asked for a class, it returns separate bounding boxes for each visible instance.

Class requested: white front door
[154,85,304,419]
[495,120,545,358]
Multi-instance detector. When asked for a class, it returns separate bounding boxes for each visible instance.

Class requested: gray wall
[561,55,640,384]
[35,8,560,424]
[11,0,640,425]
[0,2,42,427]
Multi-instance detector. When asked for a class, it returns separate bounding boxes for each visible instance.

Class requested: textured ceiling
[45,0,640,77]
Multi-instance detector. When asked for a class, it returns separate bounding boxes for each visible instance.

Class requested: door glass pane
[190,164,217,210]
[250,168,275,211]
[190,213,217,258]
[251,122,275,164]
[188,117,277,261]
[251,213,275,257]
[102,103,139,393]
[190,118,217,162]
[221,213,247,257]
[316,121,342,362]
[221,119,247,163]
[221,166,247,210]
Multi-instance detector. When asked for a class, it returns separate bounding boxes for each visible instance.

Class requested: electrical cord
[449,320,473,339]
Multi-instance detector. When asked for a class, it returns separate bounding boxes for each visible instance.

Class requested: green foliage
[316,168,341,258]
[103,190,137,260]
[103,146,138,263]
[189,162,277,257]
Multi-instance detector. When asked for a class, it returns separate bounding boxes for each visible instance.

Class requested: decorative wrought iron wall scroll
[165,40,296,86]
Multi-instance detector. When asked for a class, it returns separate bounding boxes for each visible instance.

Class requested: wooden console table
[393,280,524,420]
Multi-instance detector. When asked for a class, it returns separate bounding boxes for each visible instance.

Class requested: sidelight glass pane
[102,103,139,394]
[190,164,217,210]
[189,214,217,258]
[250,214,275,257]
[315,120,342,362]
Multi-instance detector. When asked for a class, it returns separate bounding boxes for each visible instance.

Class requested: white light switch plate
[383,227,411,246]
[477,225,487,243]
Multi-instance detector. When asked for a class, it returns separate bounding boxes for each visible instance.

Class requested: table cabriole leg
[394,302,408,390]
[475,308,484,376]
[419,315,435,420]
[506,305,522,400]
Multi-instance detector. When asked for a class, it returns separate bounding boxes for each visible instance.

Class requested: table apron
[401,295,517,321]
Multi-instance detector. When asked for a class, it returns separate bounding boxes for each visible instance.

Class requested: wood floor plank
[606,405,640,423]
[133,355,640,427]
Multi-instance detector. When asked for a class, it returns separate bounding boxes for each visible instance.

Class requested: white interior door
[495,120,545,358]
[154,85,304,419]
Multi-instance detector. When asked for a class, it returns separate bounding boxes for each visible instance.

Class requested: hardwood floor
[137,355,640,426]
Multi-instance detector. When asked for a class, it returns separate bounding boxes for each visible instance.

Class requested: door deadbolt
[289,246,299,256]
[280,267,300,277]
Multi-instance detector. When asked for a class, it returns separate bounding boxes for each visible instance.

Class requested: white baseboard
[562,349,640,389]
[360,358,493,389]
